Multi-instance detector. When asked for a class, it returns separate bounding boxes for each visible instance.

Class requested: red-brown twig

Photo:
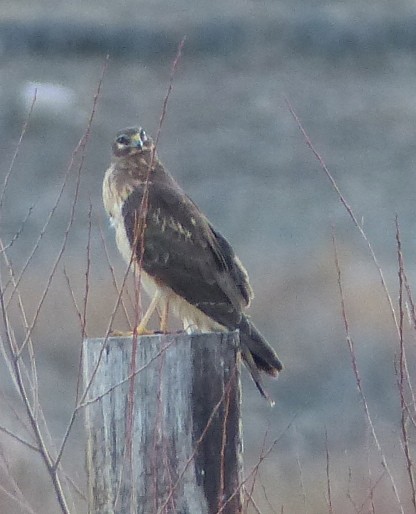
[286,98,399,334]
[78,339,176,410]
[122,36,186,510]
[332,230,404,513]
[46,57,108,473]
[218,382,232,513]
[325,428,333,514]
[395,216,416,510]
[259,475,279,514]
[74,200,93,405]
[244,429,269,513]
[0,271,71,513]
[1,240,39,416]
[216,411,300,514]
[0,204,34,256]
[0,90,37,211]
[16,60,106,361]
[62,267,83,330]
[293,425,308,514]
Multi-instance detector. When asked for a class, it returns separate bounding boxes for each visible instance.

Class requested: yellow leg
[134,290,161,334]
[111,291,161,336]
[159,298,170,333]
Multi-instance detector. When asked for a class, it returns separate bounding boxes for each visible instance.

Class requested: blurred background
[1,0,416,512]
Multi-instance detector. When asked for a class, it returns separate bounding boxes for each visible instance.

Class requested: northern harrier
[103,127,283,401]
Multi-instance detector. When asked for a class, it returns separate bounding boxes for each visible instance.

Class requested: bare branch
[0,271,71,514]
[216,411,300,514]
[0,481,36,514]
[0,204,35,256]
[0,424,39,453]
[395,217,416,509]
[16,57,107,360]
[286,99,399,336]
[1,241,39,418]
[62,267,83,330]
[324,428,333,514]
[0,90,37,211]
[332,230,404,513]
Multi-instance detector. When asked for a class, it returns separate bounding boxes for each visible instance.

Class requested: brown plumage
[103,126,283,402]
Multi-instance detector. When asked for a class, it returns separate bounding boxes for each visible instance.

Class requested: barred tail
[238,316,283,405]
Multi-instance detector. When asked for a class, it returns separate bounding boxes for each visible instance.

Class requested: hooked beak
[130,132,144,149]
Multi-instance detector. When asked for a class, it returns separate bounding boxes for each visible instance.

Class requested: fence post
[83,331,243,514]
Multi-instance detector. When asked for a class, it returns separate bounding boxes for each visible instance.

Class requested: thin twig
[346,465,360,514]
[17,56,107,360]
[0,390,33,442]
[357,469,385,514]
[242,486,263,514]
[259,476,279,514]
[1,241,39,413]
[62,267,83,329]
[0,424,39,453]
[97,219,133,324]
[0,204,34,256]
[0,91,37,211]
[364,426,377,514]
[216,411,300,514]
[218,382,232,513]
[293,424,308,514]
[82,200,93,339]
[0,481,36,514]
[74,200,93,404]
[325,428,333,514]
[395,217,416,510]
[5,123,86,308]
[0,272,71,514]
[286,99,399,333]
[48,59,110,472]
[332,230,404,513]
[153,36,186,150]
[245,430,269,513]
[0,447,37,514]
[122,36,186,509]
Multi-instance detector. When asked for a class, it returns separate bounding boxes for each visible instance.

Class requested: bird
[103,126,283,402]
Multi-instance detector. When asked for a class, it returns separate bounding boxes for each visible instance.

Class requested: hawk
[103,126,283,401]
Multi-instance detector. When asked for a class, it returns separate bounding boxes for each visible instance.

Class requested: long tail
[237,316,283,405]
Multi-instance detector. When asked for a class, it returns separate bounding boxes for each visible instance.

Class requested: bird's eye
[139,129,147,141]
[116,135,130,146]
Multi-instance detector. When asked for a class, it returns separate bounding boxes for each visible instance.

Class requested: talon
[109,329,128,337]
[110,293,162,338]
[133,326,155,336]
[110,326,155,337]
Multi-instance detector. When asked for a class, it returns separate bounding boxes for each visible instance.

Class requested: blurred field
[2,1,416,513]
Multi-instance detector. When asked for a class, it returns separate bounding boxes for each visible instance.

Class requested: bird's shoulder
[121,179,253,307]
[121,179,206,234]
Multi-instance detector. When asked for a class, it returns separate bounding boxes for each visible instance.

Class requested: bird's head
[112,127,154,159]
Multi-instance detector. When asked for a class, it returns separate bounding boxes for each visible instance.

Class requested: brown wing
[122,182,253,328]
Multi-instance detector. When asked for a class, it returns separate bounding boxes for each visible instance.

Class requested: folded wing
[121,182,253,329]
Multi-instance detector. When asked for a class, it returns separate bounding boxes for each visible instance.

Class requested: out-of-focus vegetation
[2,1,416,512]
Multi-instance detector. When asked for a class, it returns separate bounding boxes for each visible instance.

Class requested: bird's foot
[110,325,154,337]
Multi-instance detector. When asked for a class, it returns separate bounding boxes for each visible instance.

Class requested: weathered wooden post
[83,331,243,514]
